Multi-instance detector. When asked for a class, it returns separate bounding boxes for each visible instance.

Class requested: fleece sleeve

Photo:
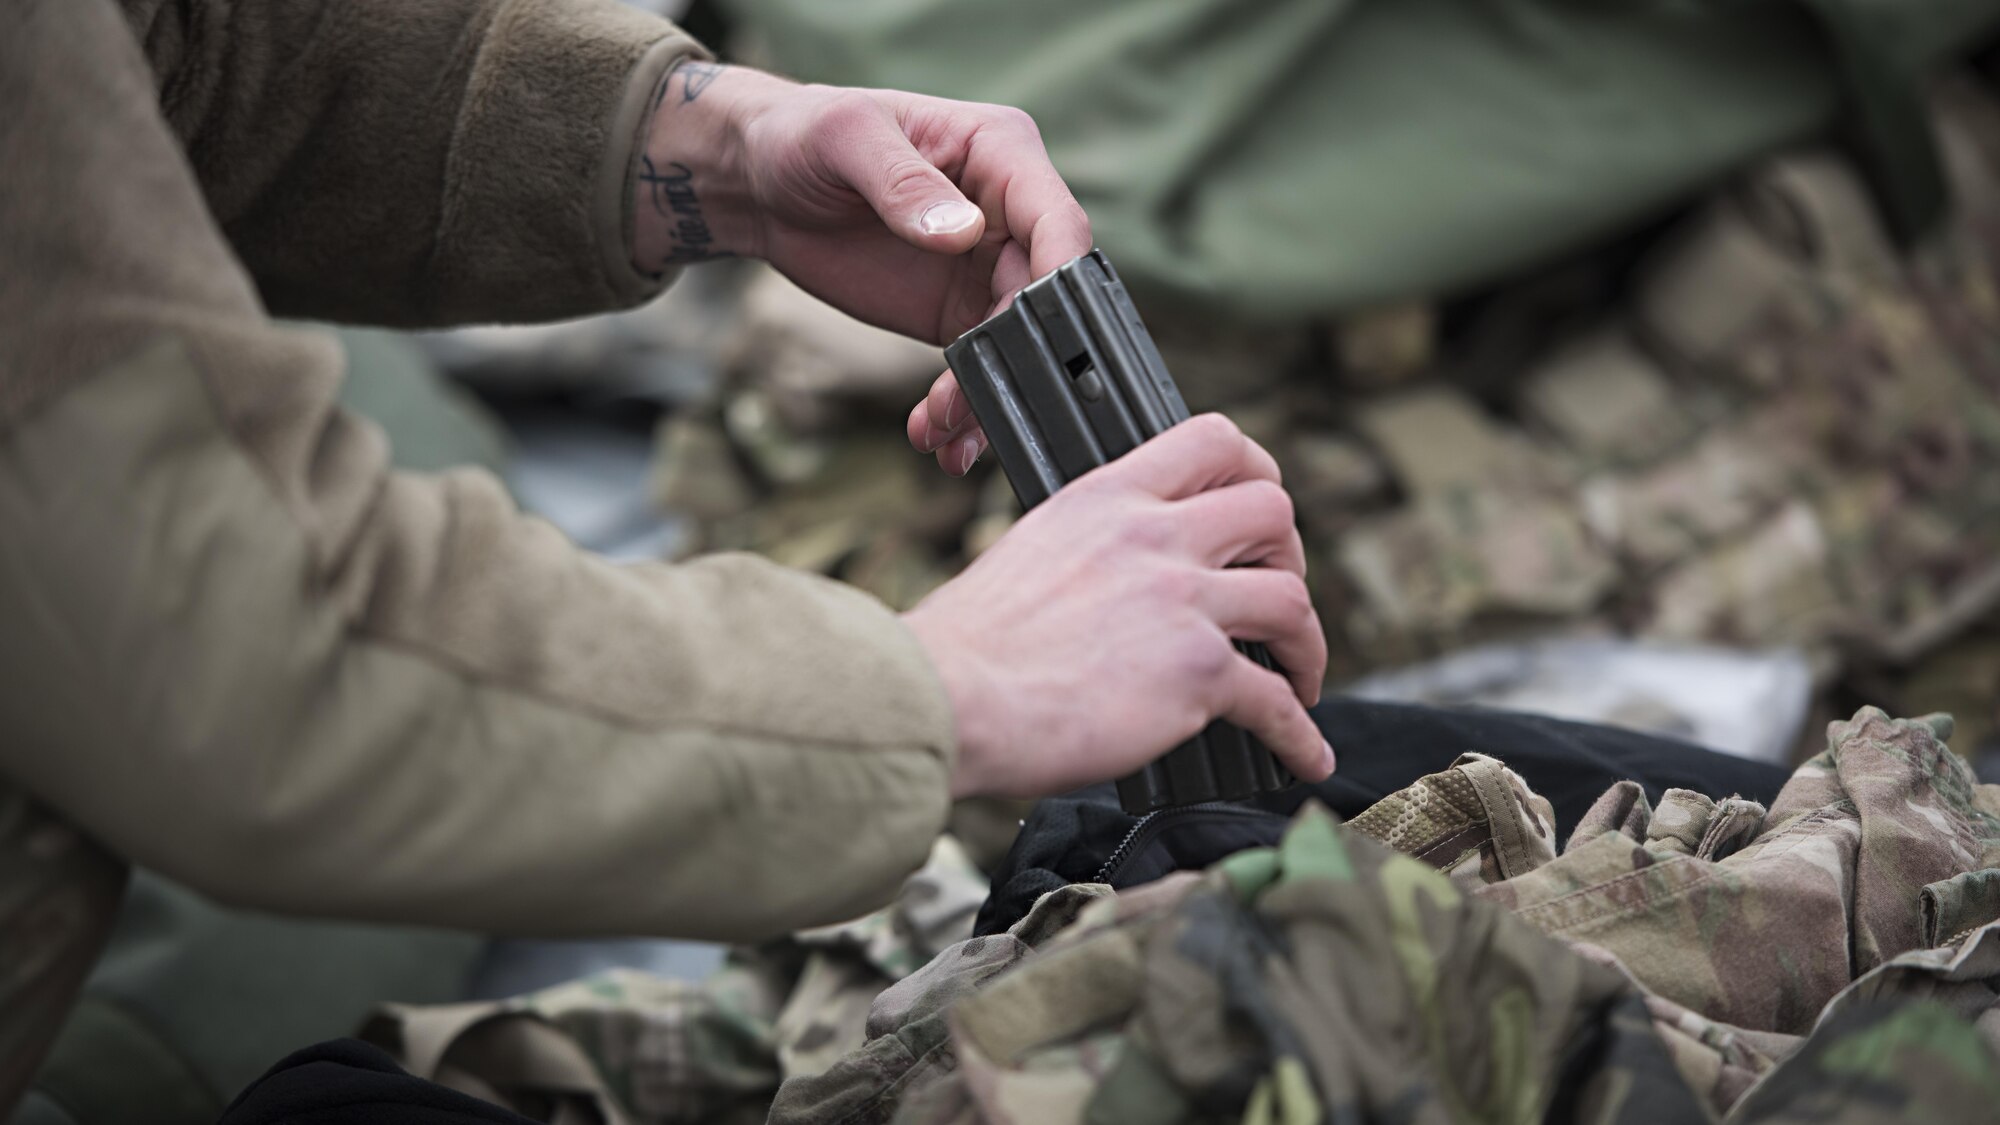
[118,0,708,326]
[0,0,958,941]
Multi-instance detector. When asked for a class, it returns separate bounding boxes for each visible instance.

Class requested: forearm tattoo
[640,156,721,265]
[654,60,724,112]
[678,61,723,103]
[638,61,733,267]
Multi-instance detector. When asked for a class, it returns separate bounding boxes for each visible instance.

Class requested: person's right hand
[901,414,1333,800]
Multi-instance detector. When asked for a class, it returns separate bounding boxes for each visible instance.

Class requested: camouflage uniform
[372,708,2000,1122]
[767,815,1690,1125]
[755,707,2000,1123]
[1327,86,2000,681]
[1351,707,2000,1117]
[361,838,990,1124]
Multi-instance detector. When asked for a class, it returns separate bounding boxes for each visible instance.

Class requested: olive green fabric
[11,874,483,1125]
[726,0,2000,323]
[331,329,511,480]
[116,0,689,327]
[13,999,217,1125]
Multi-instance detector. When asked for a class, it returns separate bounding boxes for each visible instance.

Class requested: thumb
[820,102,986,254]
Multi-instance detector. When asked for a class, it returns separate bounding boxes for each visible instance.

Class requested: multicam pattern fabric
[760,708,2000,1124]
[363,838,990,1124]
[1342,751,1559,886]
[1331,99,2000,676]
[1475,706,2000,1105]
[1342,707,2000,1117]
[367,708,2000,1123]
[1728,999,2000,1124]
[771,808,1699,1125]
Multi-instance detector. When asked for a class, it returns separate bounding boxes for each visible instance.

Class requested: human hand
[906,368,986,477]
[632,59,1090,356]
[900,414,1334,800]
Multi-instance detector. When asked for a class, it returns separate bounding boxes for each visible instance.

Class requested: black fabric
[973,697,1794,936]
[1303,698,1792,832]
[216,1039,538,1125]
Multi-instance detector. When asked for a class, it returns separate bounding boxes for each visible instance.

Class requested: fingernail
[918,423,943,452]
[920,200,981,236]
[957,435,980,473]
[1320,739,1337,776]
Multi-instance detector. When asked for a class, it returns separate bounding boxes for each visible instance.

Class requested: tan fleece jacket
[0,0,957,940]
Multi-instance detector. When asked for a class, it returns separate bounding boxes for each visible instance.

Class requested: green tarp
[725,0,2000,322]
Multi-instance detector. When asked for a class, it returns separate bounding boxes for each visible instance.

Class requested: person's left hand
[633,62,1090,471]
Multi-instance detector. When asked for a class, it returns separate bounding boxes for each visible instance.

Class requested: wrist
[630,62,787,271]
[903,608,1001,800]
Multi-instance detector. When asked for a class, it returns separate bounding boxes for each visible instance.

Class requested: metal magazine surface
[945,251,1294,813]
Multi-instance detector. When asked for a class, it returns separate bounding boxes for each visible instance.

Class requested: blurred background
[24,0,2000,1120]
[399,0,2000,771]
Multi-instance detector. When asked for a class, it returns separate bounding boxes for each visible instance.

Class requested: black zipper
[1093,802,1287,886]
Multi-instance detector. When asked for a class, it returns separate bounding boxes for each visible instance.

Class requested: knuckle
[1236,673,1287,729]
[1256,684,1304,736]
[1065,466,1114,501]
[1251,661,1289,704]
[991,104,1040,136]
[930,375,959,411]
[882,157,941,200]
[1270,572,1314,619]
[1116,505,1176,553]
[1180,635,1235,687]
[819,90,887,137]
[1243,480,1294,526]
[1185,412,1245,454]
[1192,411,1242,439]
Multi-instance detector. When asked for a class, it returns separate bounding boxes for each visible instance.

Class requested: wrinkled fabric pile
[766,707,2000,1123]
[721,0,1996,319]
[363,840,991,1125]
[372,708,2000,1122]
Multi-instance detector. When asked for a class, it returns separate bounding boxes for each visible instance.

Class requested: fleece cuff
[435,0,710,319]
